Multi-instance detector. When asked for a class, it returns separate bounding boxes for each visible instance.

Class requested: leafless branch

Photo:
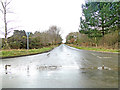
[1,1,5,9]
[7,10,13,13]
[6,0,12,7]
[6,7,14,13]
[7,30,12,34]
[0,9,3,13]
[7,20,15,23]
[8,27,16,31]
[8,26,22,31]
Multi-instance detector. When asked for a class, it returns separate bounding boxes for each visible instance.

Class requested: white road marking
[97,56,102,58]
[102,57,112,58]
[97,56,112,59]
[91,53,96,56]
[91,53,112,59]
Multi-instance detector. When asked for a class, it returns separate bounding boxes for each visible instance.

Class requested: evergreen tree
[79,2,119,36]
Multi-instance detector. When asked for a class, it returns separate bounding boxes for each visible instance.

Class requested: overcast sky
[0,0,85,42]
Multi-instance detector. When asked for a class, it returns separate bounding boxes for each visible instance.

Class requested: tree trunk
[101,26,105,47]
[102,26,104,36]
[94,37,98,47]
[3,7,10,49]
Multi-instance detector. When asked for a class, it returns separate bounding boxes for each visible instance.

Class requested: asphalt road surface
[0,44,118,88]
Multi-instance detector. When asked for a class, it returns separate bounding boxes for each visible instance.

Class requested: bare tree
[31,26,62,47]
[0,0,13,49]
[48,26,61,44]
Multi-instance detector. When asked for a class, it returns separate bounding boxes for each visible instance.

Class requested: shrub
[98,31,118,49]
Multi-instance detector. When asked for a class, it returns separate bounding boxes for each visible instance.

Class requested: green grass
[67,44,119,53]
[0,45,57,58]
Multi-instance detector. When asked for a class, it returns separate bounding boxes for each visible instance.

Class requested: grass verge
[67,44,119,53]
[0,45,57,58]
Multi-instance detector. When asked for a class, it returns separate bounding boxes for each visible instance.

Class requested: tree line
[1,26,62,49]
[66,1,119,49]
[0,0,62,49]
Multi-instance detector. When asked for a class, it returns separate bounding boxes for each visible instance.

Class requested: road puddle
[2,64,113,75]
[36,65,62,70]
[80,66,112,71]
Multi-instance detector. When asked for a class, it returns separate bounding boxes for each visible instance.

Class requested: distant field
[0,45,57,58]
[67,44,119,53]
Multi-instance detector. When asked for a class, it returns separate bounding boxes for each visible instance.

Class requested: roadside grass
[0,45,57,58]
[67,44,119,53]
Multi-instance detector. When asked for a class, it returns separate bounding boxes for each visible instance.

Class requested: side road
[0,45,57,59]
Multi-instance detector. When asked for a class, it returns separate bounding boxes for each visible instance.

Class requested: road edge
[66,44,119,54]
[0,48,54,59]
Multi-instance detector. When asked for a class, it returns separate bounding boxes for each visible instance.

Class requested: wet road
[0,44,118,88]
